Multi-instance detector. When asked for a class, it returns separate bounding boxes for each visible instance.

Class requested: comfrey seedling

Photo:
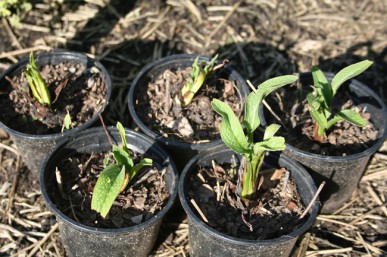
[181,54,223,106]
[307,60,373,143]
[25,52,52,107]
[211,75,298,199]
[91,122,153,218]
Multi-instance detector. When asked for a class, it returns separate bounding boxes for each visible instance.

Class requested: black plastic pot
[261,72,387,214]
[0,50,111,175]
[40,127,179,257]
[128,54,250,171]
[179,146,319,257]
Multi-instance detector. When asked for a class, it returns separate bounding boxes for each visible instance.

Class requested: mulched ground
[0,0,386,256]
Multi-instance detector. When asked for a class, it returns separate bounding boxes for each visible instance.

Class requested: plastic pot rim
[40,126,179,235]
[127,53,247,150]
[0,50,112,140]
[262,72,387,163]
[178,150,319,247]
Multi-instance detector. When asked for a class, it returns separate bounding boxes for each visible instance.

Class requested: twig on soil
[356,232,372,256]
[316,216,358,230]
[141,6,171,39]
[205,0,242,47]
[281,171,290,194]
[99,114,114,146]
[190,199,209,223]
[69,197,80,223]
[182,0,202,24]
[299,181,325,219]
[0,45,52,59]
[2,17,22,50]
[4,155,21,224]
[0,143,19,156]
[361,169,387,181]
[55,167,63,196]
[366,185,387,217]
[293,233,310,257]
[349,203,387,225]
[26,223,59,257]
[305,247,353,256]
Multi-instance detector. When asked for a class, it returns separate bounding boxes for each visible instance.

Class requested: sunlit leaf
[112,145,133,170]
[128,158,153,180]
[335,109,366,127]
[91,165,125,218]
[263,124,281,141]
[211,99,250,154]
[63,110,71,130]
[331,60,373,95]
[244,75,298,133]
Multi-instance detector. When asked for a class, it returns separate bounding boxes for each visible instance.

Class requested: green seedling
[91,122,153,218]
[25,52,52,107]
[61,110,72,132]
[181,54,222,106]
[211,75,298,200]
[307,60,373,143]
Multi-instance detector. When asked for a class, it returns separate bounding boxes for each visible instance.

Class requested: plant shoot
[181,54,223,106]
[91,122,153,218]
[25,52,52,107]
[307,60,373,142]
[211,75,298,199]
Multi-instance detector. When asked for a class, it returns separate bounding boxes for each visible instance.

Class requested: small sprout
[307,60,373,143]
[61,110,72,132]
[25,52,52,107]
[91,122,153,218]
[211,75,298,200]
[181,54,223,106]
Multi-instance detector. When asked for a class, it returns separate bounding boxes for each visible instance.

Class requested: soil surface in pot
[264,83,378,156]
[0,61,107,135]
[135,67,243,143]
[186,157,307,240]
[48,150,169,229]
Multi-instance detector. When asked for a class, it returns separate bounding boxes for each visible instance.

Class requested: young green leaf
[25,52,51,107]
[63,110,71,130]
[128,158,153,180]
[312,66,332,110]
[117,121,129,153]
[263,124,281,141]
[212,74,291,201]
[91,121,154,218]
[91,165,125,218]
[334,109,366,127]
[112,145,134,170]
[211,99,250,154]
[331,60,373,95]
[244,75,298,133]
[181,55,219,106]
[307,61,371,141]
[253,136,286,153]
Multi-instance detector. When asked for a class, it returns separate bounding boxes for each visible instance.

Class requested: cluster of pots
[0,50,385,257]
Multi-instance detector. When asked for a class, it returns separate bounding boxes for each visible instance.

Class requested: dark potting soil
[135,67,243,143]
[264,83,378,156]
[48,151,169,229]
[186,159,306,240]
[0,62,107,135]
